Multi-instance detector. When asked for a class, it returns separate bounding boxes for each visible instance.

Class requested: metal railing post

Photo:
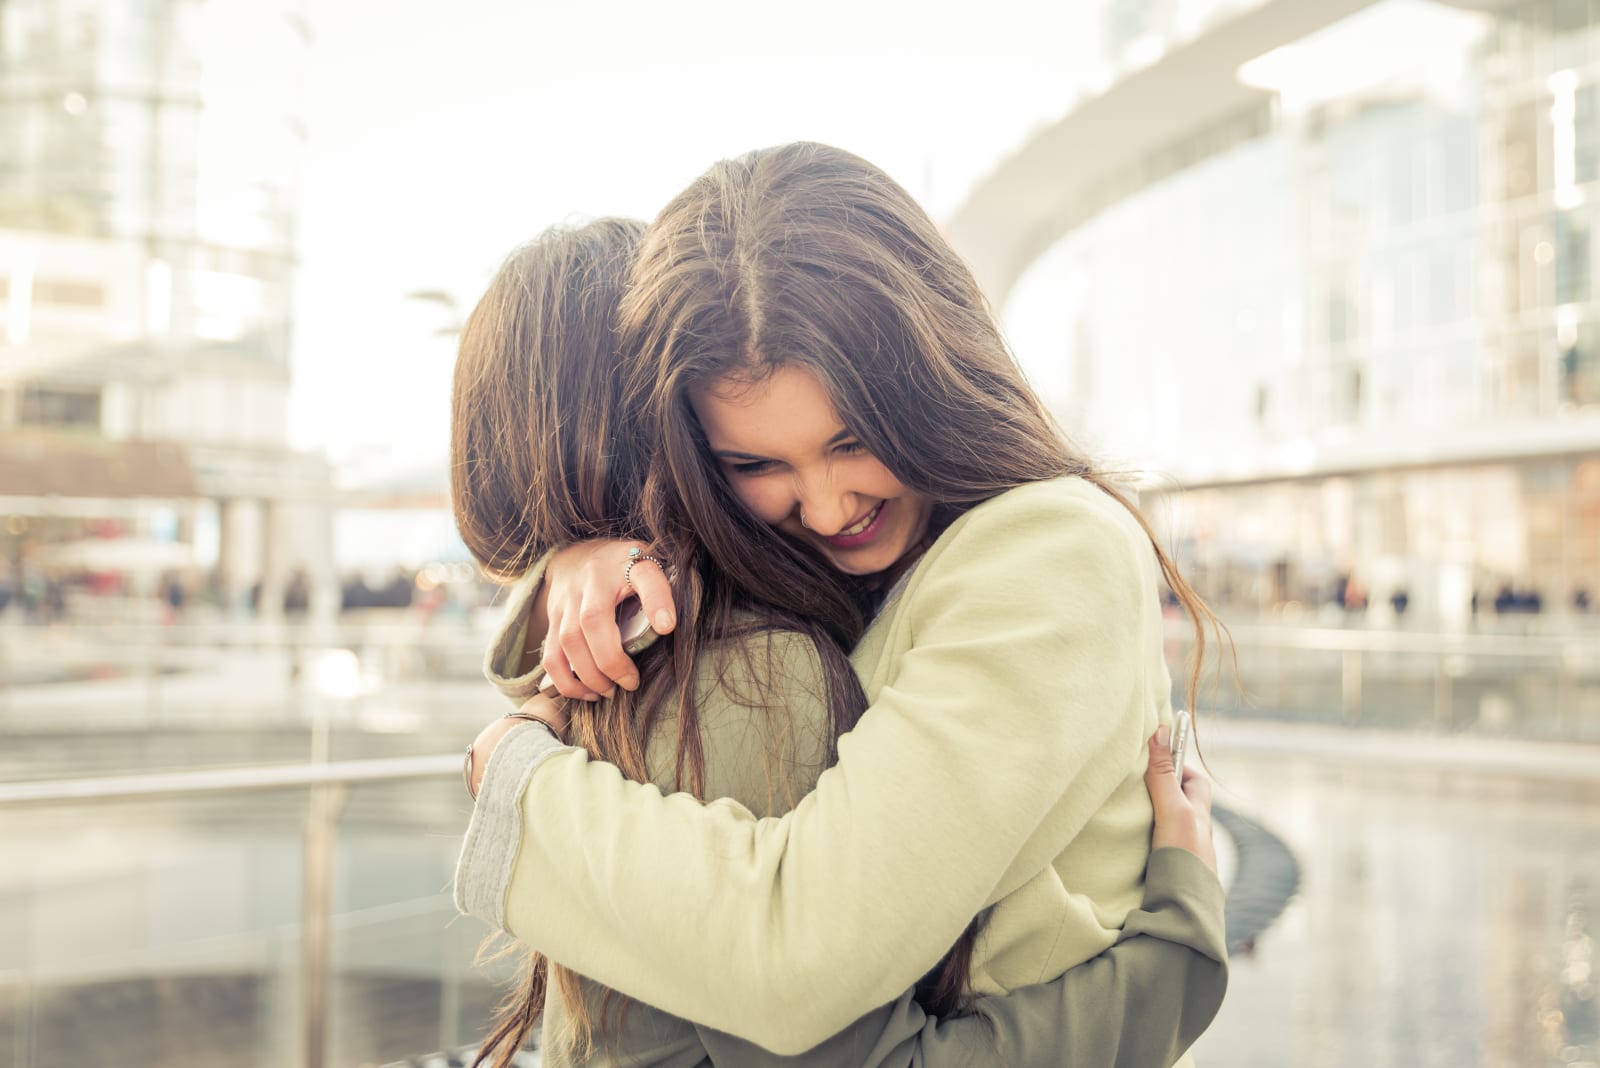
[1433,652,1454,731]
[1341,648,1363,724]
[146,624,164,726]
[302,780,347,1068]
[10,972,34,1068]
[0,624,11,721]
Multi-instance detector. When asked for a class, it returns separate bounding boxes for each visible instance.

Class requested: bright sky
[287,0,1103,483]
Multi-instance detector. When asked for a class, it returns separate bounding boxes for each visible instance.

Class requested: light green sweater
[458,477,1201,1058]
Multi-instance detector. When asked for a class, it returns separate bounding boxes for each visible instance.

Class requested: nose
[794,479,854,537]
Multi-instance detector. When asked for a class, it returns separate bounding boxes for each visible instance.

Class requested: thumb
[1146,724,1176,778]
[1145,727,1182,811]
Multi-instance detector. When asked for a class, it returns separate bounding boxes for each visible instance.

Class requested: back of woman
[452,218,868,1065]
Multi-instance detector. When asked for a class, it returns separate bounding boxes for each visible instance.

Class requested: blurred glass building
[956,0,1600,629]
[0,0,331,619]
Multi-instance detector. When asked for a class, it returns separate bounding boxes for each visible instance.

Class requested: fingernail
[620,674,640,691]
[582,694,600,703]
[601,686,616,699]
[654,610,673,632]
[1156,724,1171,748]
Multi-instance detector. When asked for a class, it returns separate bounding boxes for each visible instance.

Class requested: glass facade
[1005,0,1600,623]
[0,0,309,428]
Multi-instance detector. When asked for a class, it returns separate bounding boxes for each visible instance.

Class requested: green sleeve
[485,484,1158,1053]
[539,850,1225,1067]
[690,848,1227,1067]
[482,548,556,707]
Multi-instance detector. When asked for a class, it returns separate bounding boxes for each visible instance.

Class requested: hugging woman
[452,145,1228,1067]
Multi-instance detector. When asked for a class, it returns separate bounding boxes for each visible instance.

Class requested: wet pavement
[1191,721,1600,1067]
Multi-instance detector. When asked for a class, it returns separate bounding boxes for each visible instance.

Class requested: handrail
[1163,618,1600,657]
[0,753,461,806]
[0,751,466,1068]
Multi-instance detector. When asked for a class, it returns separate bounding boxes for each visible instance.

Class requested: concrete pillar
[215,497,239,613]
[258,497,288,622]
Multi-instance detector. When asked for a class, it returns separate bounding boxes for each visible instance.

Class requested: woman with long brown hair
[454,165,1226,1064]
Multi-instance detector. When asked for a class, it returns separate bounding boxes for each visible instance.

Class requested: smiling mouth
[844,502,883,534]
[834,502,883,538]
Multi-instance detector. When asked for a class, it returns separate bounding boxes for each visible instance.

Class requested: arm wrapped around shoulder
[486,480,1164,1052]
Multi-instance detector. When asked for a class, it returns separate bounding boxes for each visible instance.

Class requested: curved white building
[953,0,1600,623]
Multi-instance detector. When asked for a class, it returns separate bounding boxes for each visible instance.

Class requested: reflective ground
[1193,723,1600,1068]
[3,625,1599,1066]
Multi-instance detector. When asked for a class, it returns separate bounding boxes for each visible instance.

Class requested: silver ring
[799,511,811,530]
[624,548,665,591]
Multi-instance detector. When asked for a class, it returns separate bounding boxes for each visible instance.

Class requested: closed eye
[836,440,869,457]
[727,459,775,475]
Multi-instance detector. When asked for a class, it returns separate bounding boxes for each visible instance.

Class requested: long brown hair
[450,219,868,1063]
[618,142,1229,1013]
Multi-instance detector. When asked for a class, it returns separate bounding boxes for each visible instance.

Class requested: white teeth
[839,504,881,537]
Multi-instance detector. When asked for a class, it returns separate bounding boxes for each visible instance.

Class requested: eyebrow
[710,429,854,462]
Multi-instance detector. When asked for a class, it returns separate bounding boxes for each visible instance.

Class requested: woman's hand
[1144,724,1217,874]
[540,540,676,699]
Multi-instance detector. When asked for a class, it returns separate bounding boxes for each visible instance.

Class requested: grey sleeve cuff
[453,721,575,929]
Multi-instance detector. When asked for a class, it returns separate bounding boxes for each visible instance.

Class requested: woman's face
[689,364,934,577]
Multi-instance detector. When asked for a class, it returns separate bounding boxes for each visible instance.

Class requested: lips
[822,502,886,549]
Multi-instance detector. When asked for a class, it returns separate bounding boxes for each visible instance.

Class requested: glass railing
[1166,617,1600,742]
[0,756,518,1068]
[0,618,504,782]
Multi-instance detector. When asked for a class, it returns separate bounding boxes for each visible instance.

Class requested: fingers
[540,637,598,701]
[544,539,678,696]
[628,560,676,635]
[575,568,633,694]
[1146,726,1219,873]
[1180,761,1214,815]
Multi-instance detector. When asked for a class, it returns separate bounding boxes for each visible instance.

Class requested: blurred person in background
[456,144,1227,1063]
[451,216,1224,1066]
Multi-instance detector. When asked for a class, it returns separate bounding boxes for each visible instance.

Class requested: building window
[1555,212,1592,306]
[1560,321,1599,408]
[33,279,105,307]
[19,387,101,428]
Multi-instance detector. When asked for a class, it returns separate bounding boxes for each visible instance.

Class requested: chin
[825,545,902,578]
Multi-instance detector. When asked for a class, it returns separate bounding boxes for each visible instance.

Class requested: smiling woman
[692,365,934,577]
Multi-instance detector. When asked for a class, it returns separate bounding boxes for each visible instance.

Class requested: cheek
[859,461,912,499]
[727,479,792,526]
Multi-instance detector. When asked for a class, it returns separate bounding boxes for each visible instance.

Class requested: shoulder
[673,619,835,816]
[924,476,1149,583]
[694,619,831,706]
[959,475,1143,535]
